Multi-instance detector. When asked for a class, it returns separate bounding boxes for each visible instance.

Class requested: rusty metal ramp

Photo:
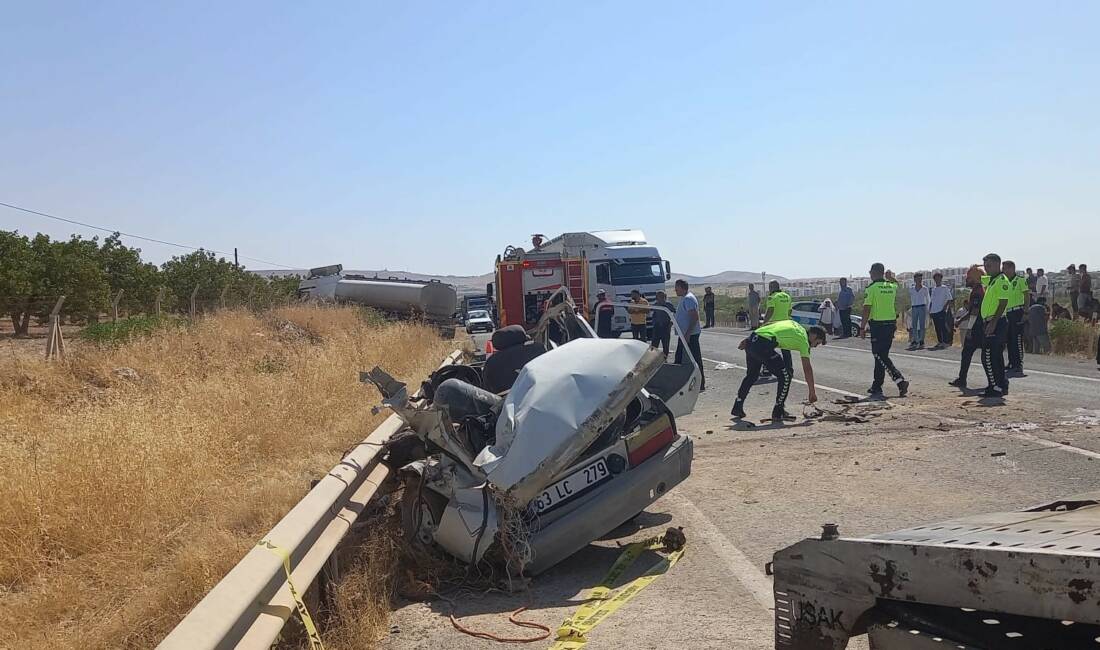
[770,493,1100,649]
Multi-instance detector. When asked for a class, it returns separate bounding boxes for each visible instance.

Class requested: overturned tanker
[298,264,457,335]
[364,295,701,574]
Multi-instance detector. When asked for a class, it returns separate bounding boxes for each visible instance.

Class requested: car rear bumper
[525,433,693,574]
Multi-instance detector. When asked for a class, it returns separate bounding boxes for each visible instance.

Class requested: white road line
[663,491,775,616]
[704,330,1100,383]
[702,356,865,399]
[1008,432,1100,461]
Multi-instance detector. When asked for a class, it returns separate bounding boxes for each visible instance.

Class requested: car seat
[483,325,547,394]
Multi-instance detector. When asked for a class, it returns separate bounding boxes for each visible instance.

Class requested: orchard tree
[160,250,243,312]
[0,232,109,335]
[98,233,161,312]
[0,231,35,335]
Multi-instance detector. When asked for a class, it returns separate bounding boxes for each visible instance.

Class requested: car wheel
[399,474,448,549]
[849,323,860,337]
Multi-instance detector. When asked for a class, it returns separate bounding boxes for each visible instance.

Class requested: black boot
[731,399,746,419]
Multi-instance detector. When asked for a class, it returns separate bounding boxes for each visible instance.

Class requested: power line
[0,200,300,270]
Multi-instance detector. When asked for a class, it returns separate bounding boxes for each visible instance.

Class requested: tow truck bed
[771,492,1100,649]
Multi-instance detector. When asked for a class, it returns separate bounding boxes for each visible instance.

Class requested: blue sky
[2,2,1097,278]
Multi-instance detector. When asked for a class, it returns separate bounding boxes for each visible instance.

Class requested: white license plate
[534,458,609,514]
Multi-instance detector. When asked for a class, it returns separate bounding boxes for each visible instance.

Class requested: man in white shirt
[908,273,931,350]
[928,272,955,350]
[1035,268,1050,305]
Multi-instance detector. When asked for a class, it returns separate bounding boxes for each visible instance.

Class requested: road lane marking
[703,330,1100,383]
[702,356,865,399]
[1006,432,1100,461]
[663,491,775,616]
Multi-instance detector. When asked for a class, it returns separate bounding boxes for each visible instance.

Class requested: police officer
[859,262,910,398]
[1002,260,1029,375]
[731,321,826,422]
[763,280,794,375]
[980,253,1012,397]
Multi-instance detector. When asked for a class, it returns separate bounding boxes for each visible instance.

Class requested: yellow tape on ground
[258,539,326,650]
[549,534,686,649]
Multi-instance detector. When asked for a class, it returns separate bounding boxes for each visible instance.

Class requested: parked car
[465,309,495,334]
[791,300,861,337]
[364,291,700,574]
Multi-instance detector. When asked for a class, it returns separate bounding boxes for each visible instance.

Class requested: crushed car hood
[473,338,665,504]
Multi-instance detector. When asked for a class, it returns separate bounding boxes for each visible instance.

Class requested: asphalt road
[383,330,1100,649]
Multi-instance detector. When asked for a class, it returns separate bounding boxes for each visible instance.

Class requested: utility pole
[234,247,239,269]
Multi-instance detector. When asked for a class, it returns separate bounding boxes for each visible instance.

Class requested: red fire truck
[493,231,671,335]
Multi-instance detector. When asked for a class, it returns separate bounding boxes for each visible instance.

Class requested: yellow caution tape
[258,539,326,650]
[549,532,686,649]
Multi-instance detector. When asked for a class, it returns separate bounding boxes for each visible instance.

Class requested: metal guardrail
[158,350,462,649]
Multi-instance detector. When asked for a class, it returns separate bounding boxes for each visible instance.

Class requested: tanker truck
[297,264,457,337]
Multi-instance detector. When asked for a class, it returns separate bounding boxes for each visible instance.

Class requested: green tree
[0,232,110,335]
[160,250,244,312]
[98,233,162,313]
[0,231,36,335]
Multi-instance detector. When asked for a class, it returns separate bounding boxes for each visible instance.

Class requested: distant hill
[256,268,782,293]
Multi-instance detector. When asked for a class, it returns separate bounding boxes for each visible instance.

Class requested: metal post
[111,289,124,323]
[45,295,67,360]
[155,287,166,317]
[190,286,200,318]
[220,285,229,310]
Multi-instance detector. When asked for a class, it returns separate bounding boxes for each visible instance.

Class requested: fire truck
[493,230,672,335]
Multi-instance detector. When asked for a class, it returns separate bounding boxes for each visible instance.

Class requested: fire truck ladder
[564,256,587,317]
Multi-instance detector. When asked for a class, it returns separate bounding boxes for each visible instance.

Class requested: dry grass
[1051,318,1100,357]
[0,305,451,650]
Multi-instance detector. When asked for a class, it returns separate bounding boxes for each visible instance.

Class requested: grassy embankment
[0,305,451,649]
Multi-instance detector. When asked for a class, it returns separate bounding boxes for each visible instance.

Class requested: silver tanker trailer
[298,264,457,337]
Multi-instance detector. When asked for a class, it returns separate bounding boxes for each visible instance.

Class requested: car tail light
[624,414,675,467]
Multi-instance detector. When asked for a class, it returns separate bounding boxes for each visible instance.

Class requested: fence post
[111,289,124,323]
[155,287,166,317]
[246,286,256,310]
[190,286,200,318]
[220,285,229,310]
[45,295,67,360]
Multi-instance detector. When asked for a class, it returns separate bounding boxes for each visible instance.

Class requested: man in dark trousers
[593,289,614,338]
[674,279,705,391]
[703,286,716,328]
[836,277,855,338]
[763,280,795,375]
[650,290,673,355]
[1002,260,1029,375]
[731,321,826,422]
[860,262,910,398]
[979,253,1012,397]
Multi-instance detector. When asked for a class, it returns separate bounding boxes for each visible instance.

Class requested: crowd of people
[586,258,1097,421]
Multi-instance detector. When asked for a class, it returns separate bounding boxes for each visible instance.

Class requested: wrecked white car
[365,295,699,574]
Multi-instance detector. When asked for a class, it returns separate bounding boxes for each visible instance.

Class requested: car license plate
[534,458,609,514]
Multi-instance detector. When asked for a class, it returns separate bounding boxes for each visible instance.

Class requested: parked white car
[790,300,861,337]
[465,309,495,334]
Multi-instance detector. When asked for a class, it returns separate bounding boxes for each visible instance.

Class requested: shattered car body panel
[474,338,665,504]
[771,492,1100,649]
[365,318,694,572]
